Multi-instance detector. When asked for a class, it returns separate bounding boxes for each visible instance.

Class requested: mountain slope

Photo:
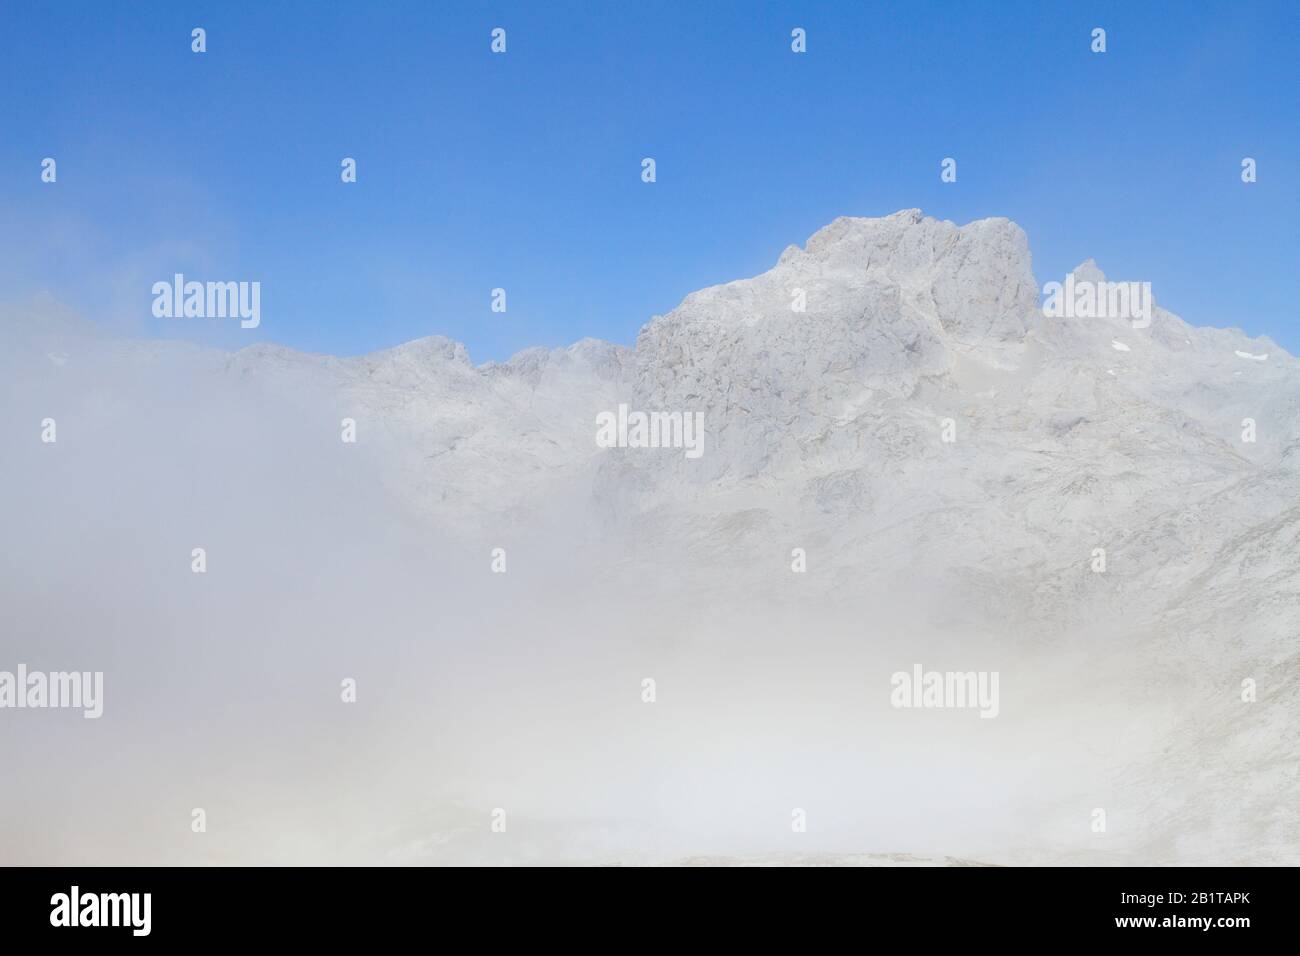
[1,210,1295,865]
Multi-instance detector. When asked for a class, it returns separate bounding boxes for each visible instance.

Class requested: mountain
[1,210,1295,866]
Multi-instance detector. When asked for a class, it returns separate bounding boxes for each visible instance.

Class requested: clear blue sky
[2,0,1296,362]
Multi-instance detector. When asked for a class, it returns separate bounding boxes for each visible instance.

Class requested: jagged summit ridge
[638,210,1036,380]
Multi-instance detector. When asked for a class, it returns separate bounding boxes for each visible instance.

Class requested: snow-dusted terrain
[1,210,1296,866]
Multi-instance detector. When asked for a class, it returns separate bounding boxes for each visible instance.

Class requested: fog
[0,309,1214,865]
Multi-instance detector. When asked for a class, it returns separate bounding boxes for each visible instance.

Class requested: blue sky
[2,0,1296,362]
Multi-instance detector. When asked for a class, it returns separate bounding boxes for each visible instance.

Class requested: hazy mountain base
[1,210,1296,865]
